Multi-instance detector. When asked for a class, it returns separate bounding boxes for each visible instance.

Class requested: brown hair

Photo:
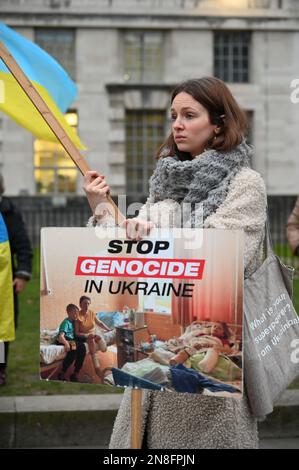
[79,295,91,305]
[66,304,79,314]
[156,77,248,160]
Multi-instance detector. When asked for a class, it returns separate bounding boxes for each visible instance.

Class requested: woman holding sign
[83,77,267,449]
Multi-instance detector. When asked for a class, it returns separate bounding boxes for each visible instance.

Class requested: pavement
[260,438,299,449]
[0,390,299,449]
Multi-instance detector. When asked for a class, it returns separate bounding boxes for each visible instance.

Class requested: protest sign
[40,227,244,397]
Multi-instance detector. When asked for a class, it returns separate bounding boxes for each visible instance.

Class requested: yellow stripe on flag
[0,71,86,150]
[0,239,15,342]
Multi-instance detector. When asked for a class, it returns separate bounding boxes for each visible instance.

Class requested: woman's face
[211,322,225,338]
[171,92,218,157]
[80,299,91,313]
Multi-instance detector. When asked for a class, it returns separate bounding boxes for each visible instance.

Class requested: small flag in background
[0,342,4,363]
[0,23,85,149]
[0,213,14,342]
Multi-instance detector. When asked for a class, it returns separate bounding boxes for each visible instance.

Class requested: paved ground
[259,438,299,449]
[5,440,299,449]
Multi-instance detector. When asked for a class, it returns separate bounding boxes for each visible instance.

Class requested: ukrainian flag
[0,23,85,149]
[0,213,14,342]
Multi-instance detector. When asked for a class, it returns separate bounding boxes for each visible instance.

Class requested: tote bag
[244,222,299,419]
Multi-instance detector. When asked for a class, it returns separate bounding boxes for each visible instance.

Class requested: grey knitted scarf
[149,139,252,225]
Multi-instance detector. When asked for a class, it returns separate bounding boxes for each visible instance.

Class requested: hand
[64,343,71,352]
[13,277,28,294]
[83,170,110,214]
[120,218,155,240]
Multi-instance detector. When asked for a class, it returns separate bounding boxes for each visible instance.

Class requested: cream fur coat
[89,167,267,449]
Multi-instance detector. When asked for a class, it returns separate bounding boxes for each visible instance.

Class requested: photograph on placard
[40,227,243,397]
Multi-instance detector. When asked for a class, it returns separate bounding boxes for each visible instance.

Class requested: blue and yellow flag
[0,23,85,149]
[0,213,14,342]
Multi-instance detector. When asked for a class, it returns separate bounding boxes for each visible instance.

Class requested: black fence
[10,196,91,248]
[9,194,299,272]
[268,195,298,270]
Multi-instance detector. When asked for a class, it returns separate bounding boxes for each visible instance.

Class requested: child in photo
[56,303,86,382]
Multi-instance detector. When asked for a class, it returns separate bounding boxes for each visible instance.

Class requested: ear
[215,114,225,134]
[214,124,221,135]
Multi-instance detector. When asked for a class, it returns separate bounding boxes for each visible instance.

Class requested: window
[34,111,79,195]
[126,110,165,201]
[124,31,163,82]
[35,28,76,80]
[214,31,250,83]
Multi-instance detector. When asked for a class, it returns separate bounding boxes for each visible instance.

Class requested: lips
[175,135,186,141]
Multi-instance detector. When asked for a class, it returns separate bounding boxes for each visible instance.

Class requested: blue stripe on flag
[0,213,8,244]
[0,22,77,112]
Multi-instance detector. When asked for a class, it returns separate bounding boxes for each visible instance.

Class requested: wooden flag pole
[0,41,125,225]
[131,388,142,449]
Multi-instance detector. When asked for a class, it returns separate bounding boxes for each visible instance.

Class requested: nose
[172,116,184,130]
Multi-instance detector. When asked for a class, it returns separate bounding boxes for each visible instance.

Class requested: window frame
[125,109,166,202]
[123,30,164,83]
[214,31,251,84]
[35,27,76,81]
[34,110,79,196]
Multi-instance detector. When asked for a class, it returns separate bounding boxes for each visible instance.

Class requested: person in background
[0,173,33,386]
[0,213,14,384]
[286,196,299,257]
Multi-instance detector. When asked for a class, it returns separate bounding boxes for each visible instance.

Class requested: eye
[186,113,195,119]
[170,115,177,121]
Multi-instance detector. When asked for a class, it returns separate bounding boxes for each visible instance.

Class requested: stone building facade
[0,0,298,207]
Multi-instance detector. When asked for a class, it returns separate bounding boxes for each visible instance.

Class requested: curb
[0,394,123,413]
[0,394,122,448]
[0,391,298,448]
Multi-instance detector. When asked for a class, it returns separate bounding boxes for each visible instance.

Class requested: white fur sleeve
[137,195,181,228]
[204,168,267,274]
[86,210,117,228]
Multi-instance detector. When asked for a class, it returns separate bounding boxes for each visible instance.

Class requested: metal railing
[13,194,298,273]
